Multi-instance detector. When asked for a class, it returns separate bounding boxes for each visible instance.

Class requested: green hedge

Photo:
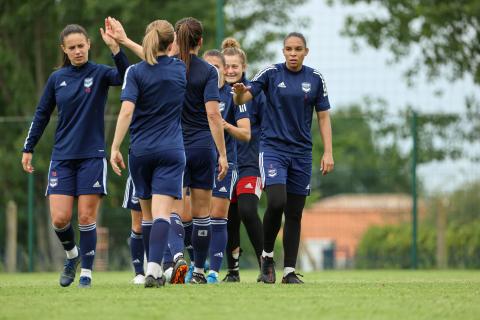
[356,220,480,268]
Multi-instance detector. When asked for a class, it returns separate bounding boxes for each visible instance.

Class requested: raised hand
[100,18,119,54]
[105,17,128,44]
[232,82,250,95]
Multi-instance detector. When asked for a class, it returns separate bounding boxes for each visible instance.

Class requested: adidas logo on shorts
[219,186,228,192]
[244,183,254,189]
[93,181,101,188]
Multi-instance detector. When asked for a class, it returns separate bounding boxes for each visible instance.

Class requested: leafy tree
[311,104,411,198]
[327,0,480,85]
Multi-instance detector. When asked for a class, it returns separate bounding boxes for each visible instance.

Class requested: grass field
[0,270,479,320]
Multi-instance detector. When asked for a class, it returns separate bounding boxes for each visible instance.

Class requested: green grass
[0,270,479,320]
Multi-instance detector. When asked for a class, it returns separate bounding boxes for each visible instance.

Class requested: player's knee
[78,210,97,225]
[51,216,70,229]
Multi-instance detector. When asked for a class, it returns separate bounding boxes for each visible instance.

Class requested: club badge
[301,82,311,93]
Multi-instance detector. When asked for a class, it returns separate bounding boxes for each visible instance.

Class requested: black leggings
[263,184,306,268]
[226,194,263,268]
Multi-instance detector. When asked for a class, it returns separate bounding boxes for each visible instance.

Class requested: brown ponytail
[174,17,203,74]
[142,20,174,65]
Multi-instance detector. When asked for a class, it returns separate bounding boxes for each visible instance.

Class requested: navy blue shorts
[259,151,312,196]
[128,149,186,199]
[212,163,238,200]
[183,147,216,190]
[122,175,141,211]
[46,158,107,196]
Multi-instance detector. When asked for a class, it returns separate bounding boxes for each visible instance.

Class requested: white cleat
[132,274,145,285]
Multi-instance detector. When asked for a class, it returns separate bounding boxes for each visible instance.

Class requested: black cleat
[260,256,276,284]
[189,272,207,284]
[170,256,188,284]
[144,275,166,288]
[281,272,304,284]
[59,255,80,287]
[222,270,240,282]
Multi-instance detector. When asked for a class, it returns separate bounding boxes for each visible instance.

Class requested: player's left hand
[321,152,334,175]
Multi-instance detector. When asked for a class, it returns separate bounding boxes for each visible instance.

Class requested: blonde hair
[142,20,174,65]
[221,37,247,66]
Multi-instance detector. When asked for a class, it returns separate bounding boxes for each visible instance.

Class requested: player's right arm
[22,74,57,173]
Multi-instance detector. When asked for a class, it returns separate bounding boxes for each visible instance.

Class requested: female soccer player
[233,32,334,284]
[21,23,128,288]
[110,19,187,288]
[203,49,251,283]
[221,38,266,282]
[106,17,227,284]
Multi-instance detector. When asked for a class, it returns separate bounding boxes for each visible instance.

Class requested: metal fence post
[411,111,418,269]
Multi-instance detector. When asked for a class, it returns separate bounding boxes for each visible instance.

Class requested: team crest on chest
[219,102,225,112]
[84,77,93,93]
[301,82,311,93]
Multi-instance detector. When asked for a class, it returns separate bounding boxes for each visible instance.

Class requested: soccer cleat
[170,256,188,284]
[144,274,166,288]
[78,276,92,288]
[59,255,80,287]
[206,272,219,284]
[185,264,194,283]
[260,256,276,284]
[189,272,207,284]
[281,272,304,284]
[132,273,145,285]
[222,270,240,282]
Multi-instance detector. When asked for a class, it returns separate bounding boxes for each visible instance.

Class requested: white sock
[262,250,274,258]
[194,267,204,274]
[284,267,295,277]
[66,246,78,259]
[146,262,163,278]
[232,252,240,259]
[173,253,183,261]
[80,268,92,279]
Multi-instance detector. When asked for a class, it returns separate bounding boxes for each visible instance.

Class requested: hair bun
[221,37,240,50]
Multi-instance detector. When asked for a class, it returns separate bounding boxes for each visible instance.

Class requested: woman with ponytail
[22,22,129,288]
[220,38,266,282]
[110,20,187,288]
[106,16,227,285]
